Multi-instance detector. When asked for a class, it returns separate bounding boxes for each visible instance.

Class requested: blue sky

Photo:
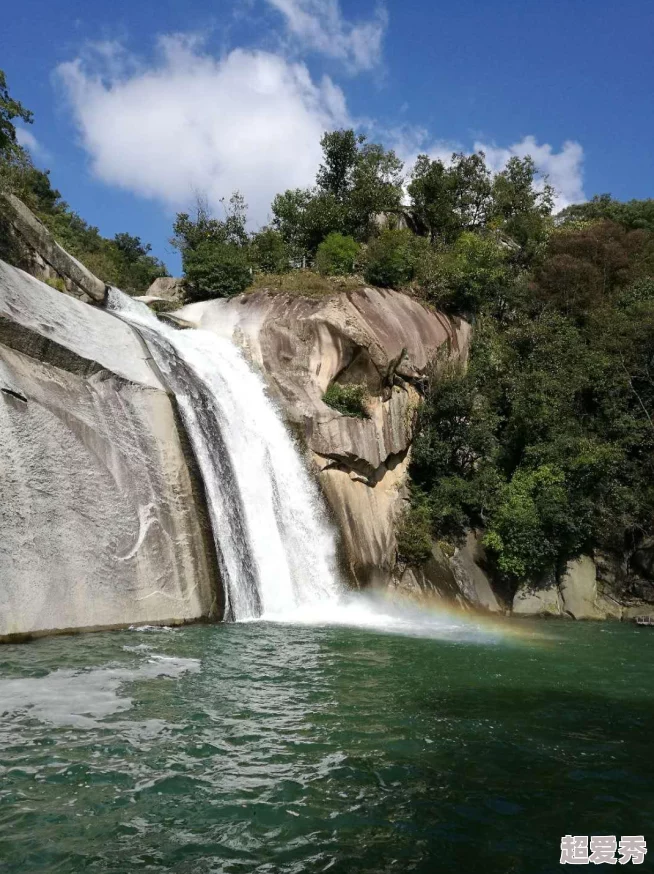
[3,0,653,273]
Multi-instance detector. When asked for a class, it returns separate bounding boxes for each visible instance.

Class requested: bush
[183,241,251,302]
[396,501,434,565]
[323,383,369,418]
[250,227,291,273]
[363,228,423,288]
[315,232,360,275]
[417,232,511,316]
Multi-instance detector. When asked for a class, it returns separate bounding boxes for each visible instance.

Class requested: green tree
[408,151,493,243]
[0,69,33,156]
[363,228,425,288]
[315,232,360,275]
[558,194,654,233]
[183,241,251,302]
[418,231,512,316]
[490,155,554,255]
[250,227,290,273]
[272,130,404,258]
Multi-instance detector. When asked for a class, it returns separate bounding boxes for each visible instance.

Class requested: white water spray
[106,291,507,644]
[108,290,342,622]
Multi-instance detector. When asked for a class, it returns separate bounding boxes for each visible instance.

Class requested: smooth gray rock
[512,579,562,617]
[559,556,622,620]
[0,261,219,641]
[147,276,184,303]
[1,194,106,303]
[450,532,502,612]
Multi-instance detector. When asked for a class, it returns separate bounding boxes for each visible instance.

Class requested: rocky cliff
[0,260,219,641]
[177,288,473,594]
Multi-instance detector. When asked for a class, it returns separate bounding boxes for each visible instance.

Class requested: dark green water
[0,616,652,873]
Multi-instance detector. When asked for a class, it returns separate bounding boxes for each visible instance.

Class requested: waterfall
[107,290,342,622]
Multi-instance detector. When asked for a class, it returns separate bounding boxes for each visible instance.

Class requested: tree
[171,192,248,255]
[250,227,290,273]
[363,228,425,288]
[316,129,363,200]
[272,129,404,258]
[172,193,252,301]
[315,233,360,275]
[272,188,347,258]
[533,220,654,321]
[558,195,654,233]
[490,155,554,255]
[417,231,512,316]
[0,69,32,156]
[183,242,251,302]
[408,151,493,243]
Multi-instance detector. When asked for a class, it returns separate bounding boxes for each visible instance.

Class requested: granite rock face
[146,277,185,304]
[1,194,106,303]
[512,556,627,620]
[0,261,219,641]
[178,287,471,589]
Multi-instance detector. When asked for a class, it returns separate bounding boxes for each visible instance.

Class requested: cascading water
[107,289,342,622]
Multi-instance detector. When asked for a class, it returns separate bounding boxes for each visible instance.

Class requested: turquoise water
[0,616,652,873]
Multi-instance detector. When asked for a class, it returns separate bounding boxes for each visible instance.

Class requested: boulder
[178,287,471,588]
[559,556,622,620]
[0,261,219,641]
[512,579,563,617]
[450,532,503,612]
[147,276,185,304]
[0,193,106,303]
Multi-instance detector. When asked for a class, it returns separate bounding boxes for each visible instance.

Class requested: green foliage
[559,194,654,233]
[172,194,253,302]
[323,383,369,418]
[171,193,248,254]
[418,232,512,315]
[272,130,404,258]
[0,69,33,156]
[0,71,165,293]
[408,214,654,586]
[408,151,492,242]
[482,466,570,579]
[315,232,360,275]
[396,500,434,565]
[249,227,290,273]
[408,150,553,255]
[364,228,425,288]
[183,241,251,302]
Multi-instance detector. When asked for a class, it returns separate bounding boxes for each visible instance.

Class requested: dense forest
[3,68,654,594]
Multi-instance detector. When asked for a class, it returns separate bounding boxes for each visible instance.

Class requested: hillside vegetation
[0,71,167,293]
[3,69,654,590]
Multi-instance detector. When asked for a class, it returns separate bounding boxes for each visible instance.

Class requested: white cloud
[474,135,585,211]
[55,36,350,226]
[15,127,50,161]
[265,0,387,72]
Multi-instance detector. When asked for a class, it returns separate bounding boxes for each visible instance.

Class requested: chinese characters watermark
[560,836,647,865]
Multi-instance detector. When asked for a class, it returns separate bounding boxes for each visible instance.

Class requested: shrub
[323,383,369,418]
[363,228,423,288]
[183,241,251,302]
[417,232,511,316]
[250,227,291,274]
[315,232,360,275]
[396,502,434,565]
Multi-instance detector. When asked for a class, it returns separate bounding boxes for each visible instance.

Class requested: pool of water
[0,613,652,872]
